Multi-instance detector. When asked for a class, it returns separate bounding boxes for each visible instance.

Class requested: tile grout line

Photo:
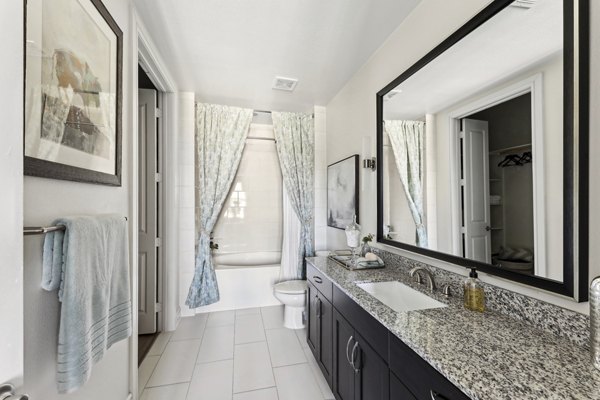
[185,314,209,400]
[272,360,311,370]
[260,306,279,400]
[260,307,281,400]
[234,386,278,395]
[141,333,171,393]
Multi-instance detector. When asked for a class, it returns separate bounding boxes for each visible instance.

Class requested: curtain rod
[253,109,315,118]
[247,136,276,142]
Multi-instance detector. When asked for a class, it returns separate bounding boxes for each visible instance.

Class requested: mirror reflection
[380,0,563,281]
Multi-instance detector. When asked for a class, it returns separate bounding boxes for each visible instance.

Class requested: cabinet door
[318,293,333,386]
[307,282,319,357]
[390,372,417,400]
[353,332,389,400]
[333,310,355,400]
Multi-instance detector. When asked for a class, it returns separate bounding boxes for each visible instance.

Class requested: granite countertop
[306,256,600,400]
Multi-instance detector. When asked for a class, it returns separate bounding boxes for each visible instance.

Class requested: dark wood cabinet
[389,333,471,400]
[332,310,388,400]
[333,310,356,400]
[390,372,417,400]
[354,332,389,400]
[307,282,319,355]
[318,292,334,382]
[307,281,333,386]
[305,260,470,400]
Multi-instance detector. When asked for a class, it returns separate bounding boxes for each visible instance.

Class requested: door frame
[447,74,546,275]
[131,7,179,399]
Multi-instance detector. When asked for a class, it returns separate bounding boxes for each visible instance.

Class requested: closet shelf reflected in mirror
[489,143,531,156]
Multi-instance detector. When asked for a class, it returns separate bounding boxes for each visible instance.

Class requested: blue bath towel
[42,215,131,393]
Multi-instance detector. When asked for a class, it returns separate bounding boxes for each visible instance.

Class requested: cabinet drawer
[389,334,470,400]
[307,262,333,301]
[333,285,388,363]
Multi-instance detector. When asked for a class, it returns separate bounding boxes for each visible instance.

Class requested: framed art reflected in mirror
[376,0,589,300]
[24,0,123,186]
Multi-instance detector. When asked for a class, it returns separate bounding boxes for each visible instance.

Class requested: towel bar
[23,217,128,236]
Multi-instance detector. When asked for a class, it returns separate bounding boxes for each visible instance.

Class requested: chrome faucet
[409,266,436,293]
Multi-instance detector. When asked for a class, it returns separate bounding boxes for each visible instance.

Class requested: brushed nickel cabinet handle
[316,297,321,318]
[430,390,450,400]
[345,335,354,366]
[351,341,360,373]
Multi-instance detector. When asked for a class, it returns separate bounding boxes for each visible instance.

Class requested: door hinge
[155,237,162,247]
[155,108,162,118]
[155,172,162,183]
[155,303,162,313]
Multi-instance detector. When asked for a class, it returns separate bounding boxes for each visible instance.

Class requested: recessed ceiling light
[272,76,298,92]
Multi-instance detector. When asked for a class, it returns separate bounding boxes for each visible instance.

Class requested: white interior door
[138,88,159,335]
[1,1,25,397]
[462,119,491,263]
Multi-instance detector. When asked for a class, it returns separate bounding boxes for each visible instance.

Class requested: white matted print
[25,0,122,185]
[327,155,359,229]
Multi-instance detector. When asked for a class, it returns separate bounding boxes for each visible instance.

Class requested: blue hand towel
[42,215,131,394]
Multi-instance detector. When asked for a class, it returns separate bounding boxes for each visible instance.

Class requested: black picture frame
[376,0,589,301]
[23,0,123,186]
[327,154,360,230]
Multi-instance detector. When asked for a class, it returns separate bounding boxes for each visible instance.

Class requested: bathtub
[193,251,283,314]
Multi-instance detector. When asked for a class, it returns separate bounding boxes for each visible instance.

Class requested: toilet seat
[274,280,307,294]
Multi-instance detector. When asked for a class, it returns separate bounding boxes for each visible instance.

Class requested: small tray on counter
[328,253,385,271]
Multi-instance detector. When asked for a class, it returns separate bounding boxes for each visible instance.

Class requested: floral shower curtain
[384,120,428,247]
[272,112,315,279]
[186,103,253,308]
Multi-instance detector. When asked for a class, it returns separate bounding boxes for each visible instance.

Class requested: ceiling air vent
[384,89,403,101]
[272,76,298,92]
[510,0,536,9]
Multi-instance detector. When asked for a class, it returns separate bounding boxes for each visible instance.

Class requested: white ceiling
[134,0,421,112]
[383,0,563,120]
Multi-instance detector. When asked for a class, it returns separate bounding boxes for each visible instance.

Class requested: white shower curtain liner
[279,188,302,282]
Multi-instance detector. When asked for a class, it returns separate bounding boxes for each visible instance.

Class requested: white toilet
[273,280,307,329]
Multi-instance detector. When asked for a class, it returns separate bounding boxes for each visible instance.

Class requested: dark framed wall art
[24,0,123,186]
[327,154,359,229]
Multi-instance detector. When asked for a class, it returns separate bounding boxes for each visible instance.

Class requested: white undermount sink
[356,281,447,313]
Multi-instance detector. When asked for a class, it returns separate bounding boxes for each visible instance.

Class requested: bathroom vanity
[305,256,600,400]
[307,0,595,397]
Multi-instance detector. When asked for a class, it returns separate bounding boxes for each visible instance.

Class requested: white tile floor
[139,306,335,400]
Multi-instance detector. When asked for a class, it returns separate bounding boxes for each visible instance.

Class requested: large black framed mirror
[376,0,588,301]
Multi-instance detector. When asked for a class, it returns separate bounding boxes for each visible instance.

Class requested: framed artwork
[327,154,359,230]
[24,0,123,186]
